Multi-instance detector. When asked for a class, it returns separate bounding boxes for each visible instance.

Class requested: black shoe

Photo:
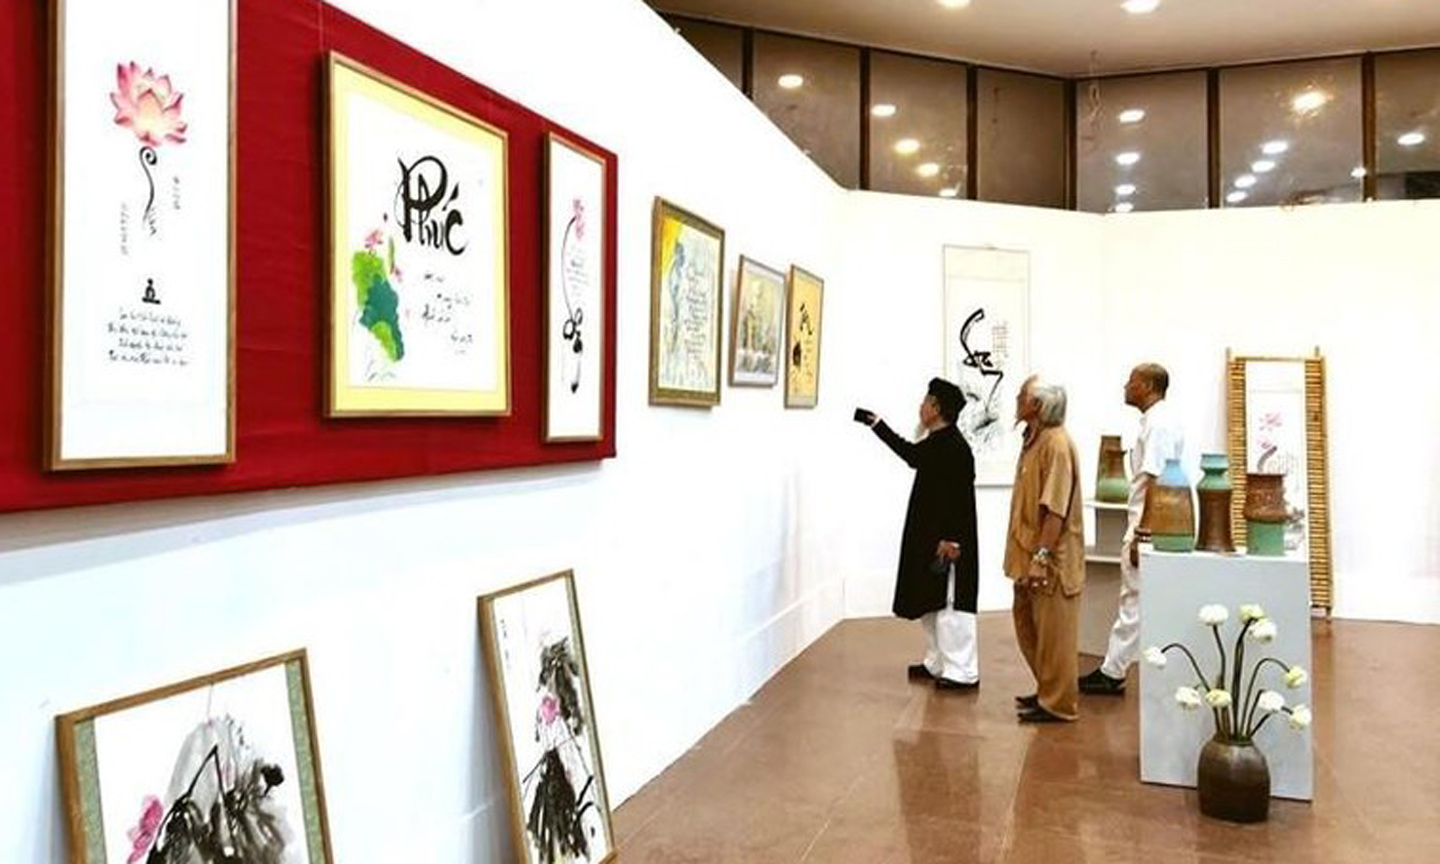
[1017,705,1068,723]
[935,677,980,691]
[1014,693,1039,709]
[1078,668,1126,695]
[907,663,935,681]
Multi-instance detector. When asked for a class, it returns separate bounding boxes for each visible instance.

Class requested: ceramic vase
[1197,736,1271,823]
[1095,435,1128,503]
[1243,472,1288,556]
[1146,458,1195,552]
[1195,453,1236,553]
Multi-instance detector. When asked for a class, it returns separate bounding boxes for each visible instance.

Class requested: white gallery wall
[3,1,1440,863]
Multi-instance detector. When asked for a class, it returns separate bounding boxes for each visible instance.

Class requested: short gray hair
[1024,375,1068,428]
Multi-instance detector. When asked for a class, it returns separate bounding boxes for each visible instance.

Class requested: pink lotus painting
[110,61,187,240]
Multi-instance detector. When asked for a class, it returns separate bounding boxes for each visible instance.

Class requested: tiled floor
[612,614,1440,864]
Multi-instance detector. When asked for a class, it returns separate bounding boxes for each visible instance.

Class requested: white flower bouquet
[1146,603,1311,741]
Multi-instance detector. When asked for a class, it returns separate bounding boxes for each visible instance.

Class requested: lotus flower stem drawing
[110,62,188,237]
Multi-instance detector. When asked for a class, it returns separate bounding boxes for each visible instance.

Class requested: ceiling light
[1261,140,1289,156]
[1114,202,1135,213]
[871,103,897,118]
[894,138,921,156]
[938,187,959,198]
[777,73,804,90]
[1251,160,1276,173]
[1398,131,1427,147]
[1291,89,1330,115]
[937,0,972,8]
[1118,108,1146,124]
[1115,151,1141,166]
[916,162,941,178]
[1226,190,1248,204]
[1121,0,1160,13]
[1350,165,1367,179]
[1234,174,1257,189]
[1115,183,1136,197]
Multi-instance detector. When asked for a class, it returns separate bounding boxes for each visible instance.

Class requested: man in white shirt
[1079,363,1183,695]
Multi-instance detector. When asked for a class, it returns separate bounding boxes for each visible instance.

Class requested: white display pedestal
[1079,501,1127,656]
[1139,548,1314,800]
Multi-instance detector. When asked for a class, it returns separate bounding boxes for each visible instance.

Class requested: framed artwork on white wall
[648,197,724,407]
[783,265,824,408]
[48,0,236,469]
[327,52,510,417]
[728,255,785,387]
[942,245,1031,486]
[544,132,607,441]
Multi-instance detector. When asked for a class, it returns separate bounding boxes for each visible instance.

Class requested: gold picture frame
[784,265,824,409]
[47,0,237,469]
[648,197,724,407]
[1226,349,1332,614]
[728,255,786,388]
[326,52,510,417]
[479,570,616,864]
[55,650,333,864]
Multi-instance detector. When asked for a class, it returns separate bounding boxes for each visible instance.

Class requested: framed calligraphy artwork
[784,266,824,408]
[544,133,607,441]
[479,570,616,864]
[327,53,510,416]
[942,246,1030,486]
[1226,349,1333,614]
[48,0,236,469]
[649,198,724,407]
[728,256,785,387]
[56,650,334,864]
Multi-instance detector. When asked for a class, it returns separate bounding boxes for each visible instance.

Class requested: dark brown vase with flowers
[1197,736,1270,823]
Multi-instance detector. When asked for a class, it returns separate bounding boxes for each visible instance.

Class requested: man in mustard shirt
[1005,375,1085,723]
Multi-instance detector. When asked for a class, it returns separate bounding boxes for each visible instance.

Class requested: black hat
[928,377,964,421]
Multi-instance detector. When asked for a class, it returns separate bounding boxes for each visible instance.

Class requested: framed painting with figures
[327,52,509,416]
[480,570,615,864]
[49,0,236,469]
[729,256,785,388]
[55,650,333,864]
[649,197,724,407]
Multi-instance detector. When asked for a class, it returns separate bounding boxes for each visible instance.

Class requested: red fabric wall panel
[0,0,618,514]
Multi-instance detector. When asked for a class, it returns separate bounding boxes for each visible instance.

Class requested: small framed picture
[784,265,824,408]
[728,256,785,387]
[648,197,724,407]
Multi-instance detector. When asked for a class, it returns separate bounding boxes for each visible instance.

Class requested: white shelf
[1084,546,1122,565]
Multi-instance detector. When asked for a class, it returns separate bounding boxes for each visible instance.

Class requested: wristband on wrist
[1032,547,1052,562]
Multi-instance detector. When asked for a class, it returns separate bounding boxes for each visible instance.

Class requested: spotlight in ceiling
[894,138,921,156]
[916,162,941,178]
[1114,202,1136,213]
[1398,131,1427,147]
[939,187,959,198]
[1251,159,1276,173]
[871,103,898,118]
[1350,165,1367,179]
[1115,183,1137,197]
[1115,151,1141,166]
[1118,108,1147,124]
[1291,89,1330,115]
[1121,0,1161,14]
[1226,190,1248,204]
[937,0,972,8]
[1261,139,1289,156]
[1234,174,1257,189]
[777,73,805,90]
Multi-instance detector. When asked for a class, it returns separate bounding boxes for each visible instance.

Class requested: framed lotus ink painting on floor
[326,52,510,417]
[48,0,236,469]
[55,650,333,864]
[480,570,615,864]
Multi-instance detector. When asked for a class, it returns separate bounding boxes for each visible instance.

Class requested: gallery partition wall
[661,13,1440,213]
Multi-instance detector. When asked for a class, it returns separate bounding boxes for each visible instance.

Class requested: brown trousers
[1012,582,1080,720]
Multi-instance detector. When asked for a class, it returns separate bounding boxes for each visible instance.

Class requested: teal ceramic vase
[1195,454,1236,553]
[1147,457,1195,552]
[1244,472,1288,556]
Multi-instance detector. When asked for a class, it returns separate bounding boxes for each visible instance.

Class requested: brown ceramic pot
[1197,736,1270,823]
[1243,472,1288,523]
[1095,435,1128,503]
[1196,489,1236,552]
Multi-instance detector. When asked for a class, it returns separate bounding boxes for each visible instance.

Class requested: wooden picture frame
[783,265,824,409]
[48,0,237,469]
[326,52,510,417]
[543,132,607,442]
[479,570,616,864]
[1226,349,1333,614]
[55,650,333,864]
[728,256,786,388]
[648,197,724,407]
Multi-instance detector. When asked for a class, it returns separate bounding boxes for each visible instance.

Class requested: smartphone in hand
[853,407,876,425]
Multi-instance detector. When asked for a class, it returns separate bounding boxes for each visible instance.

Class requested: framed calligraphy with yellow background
[783,266,824,409]
[648,198,724,407]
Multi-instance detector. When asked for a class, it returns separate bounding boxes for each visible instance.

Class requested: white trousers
[1100,537,1142,679]
[919,563,978,683]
